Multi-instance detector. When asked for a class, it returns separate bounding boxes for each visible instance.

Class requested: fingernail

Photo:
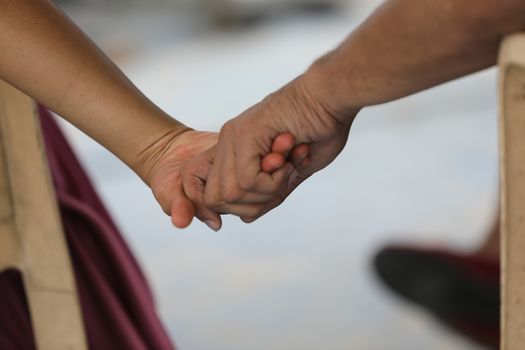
[204,220,221,232]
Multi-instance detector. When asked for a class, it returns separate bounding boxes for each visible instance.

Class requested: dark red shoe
[373,245,500,349]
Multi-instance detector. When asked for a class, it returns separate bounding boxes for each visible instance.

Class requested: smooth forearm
[0,0,187,181]
[305,0,525,120]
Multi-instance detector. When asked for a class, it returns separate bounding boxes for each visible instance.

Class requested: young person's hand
[141,129,221,230]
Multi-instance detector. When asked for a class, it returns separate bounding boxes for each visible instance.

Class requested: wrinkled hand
[182,76,358,226]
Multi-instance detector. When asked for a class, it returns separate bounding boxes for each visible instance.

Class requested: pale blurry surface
[57,1,492,349]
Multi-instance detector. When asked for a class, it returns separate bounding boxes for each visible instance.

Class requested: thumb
[170,177,196,229]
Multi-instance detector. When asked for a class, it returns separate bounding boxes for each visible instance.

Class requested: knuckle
[259,179,280,195]
[204,190,220,208]
[238,175,256,191]
[184,185,199,203]
[247,205,264,218]
[220,120,235,137]
[270,180,283,194]
[237,120,252,135]
[223,187,241,203]
[241,216,258,224]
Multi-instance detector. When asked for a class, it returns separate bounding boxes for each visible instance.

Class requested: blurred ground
[58,2,493,349]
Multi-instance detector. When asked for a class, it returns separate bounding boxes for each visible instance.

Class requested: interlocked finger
[180,148,222,231]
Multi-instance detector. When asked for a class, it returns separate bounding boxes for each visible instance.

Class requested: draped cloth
[0,106,175,350]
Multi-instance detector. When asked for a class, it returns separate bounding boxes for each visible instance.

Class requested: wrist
[130,118,192,185]
[302,51,361,125]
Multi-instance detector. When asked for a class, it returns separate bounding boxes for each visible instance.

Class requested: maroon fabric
[0,106,176,350]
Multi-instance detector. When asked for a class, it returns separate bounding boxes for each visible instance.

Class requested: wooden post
[499,33,525,350]
[0,81,87,350]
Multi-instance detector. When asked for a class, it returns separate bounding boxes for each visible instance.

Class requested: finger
[241,216,258,223]
[234,123,281,193]
[215,132,282,202]
[272,161,295,189]
[186,178,222,231]
[204,141,228,208]
[299,155,311,168]
[217,191,278,205]
[218,132,243,201]
[170,177,196,229]
[216,203,266,218]
[240,195,285,223]
[261,133,295,174]
[222,163,293,219]
[261,152,285,173]
[208,122,286,203]
[209,161,292,216]
[290,143,310,167]
[234,161,291,195]
[240,166,306,223]
[271,133,295,156]
[262,140,309,174]
[181,150,223,231]
[223,161,293,204]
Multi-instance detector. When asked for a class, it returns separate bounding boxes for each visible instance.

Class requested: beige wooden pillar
[0,81,87,350]
[499,33,525,350]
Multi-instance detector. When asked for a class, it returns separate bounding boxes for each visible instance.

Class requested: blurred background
[55,0,497,349]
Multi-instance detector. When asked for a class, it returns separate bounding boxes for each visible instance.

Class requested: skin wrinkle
[134,127,192,184]
[307,0,525,116]
[191,0,525,225]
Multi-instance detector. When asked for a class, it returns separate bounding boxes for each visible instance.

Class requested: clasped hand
[147,76,356,231]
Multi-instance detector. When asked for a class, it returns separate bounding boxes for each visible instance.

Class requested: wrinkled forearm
[0,0,188,181]
[305,0,525,121]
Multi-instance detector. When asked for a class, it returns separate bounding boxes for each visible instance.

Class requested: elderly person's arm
[189,0,525,224]
[309,0,525,116]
